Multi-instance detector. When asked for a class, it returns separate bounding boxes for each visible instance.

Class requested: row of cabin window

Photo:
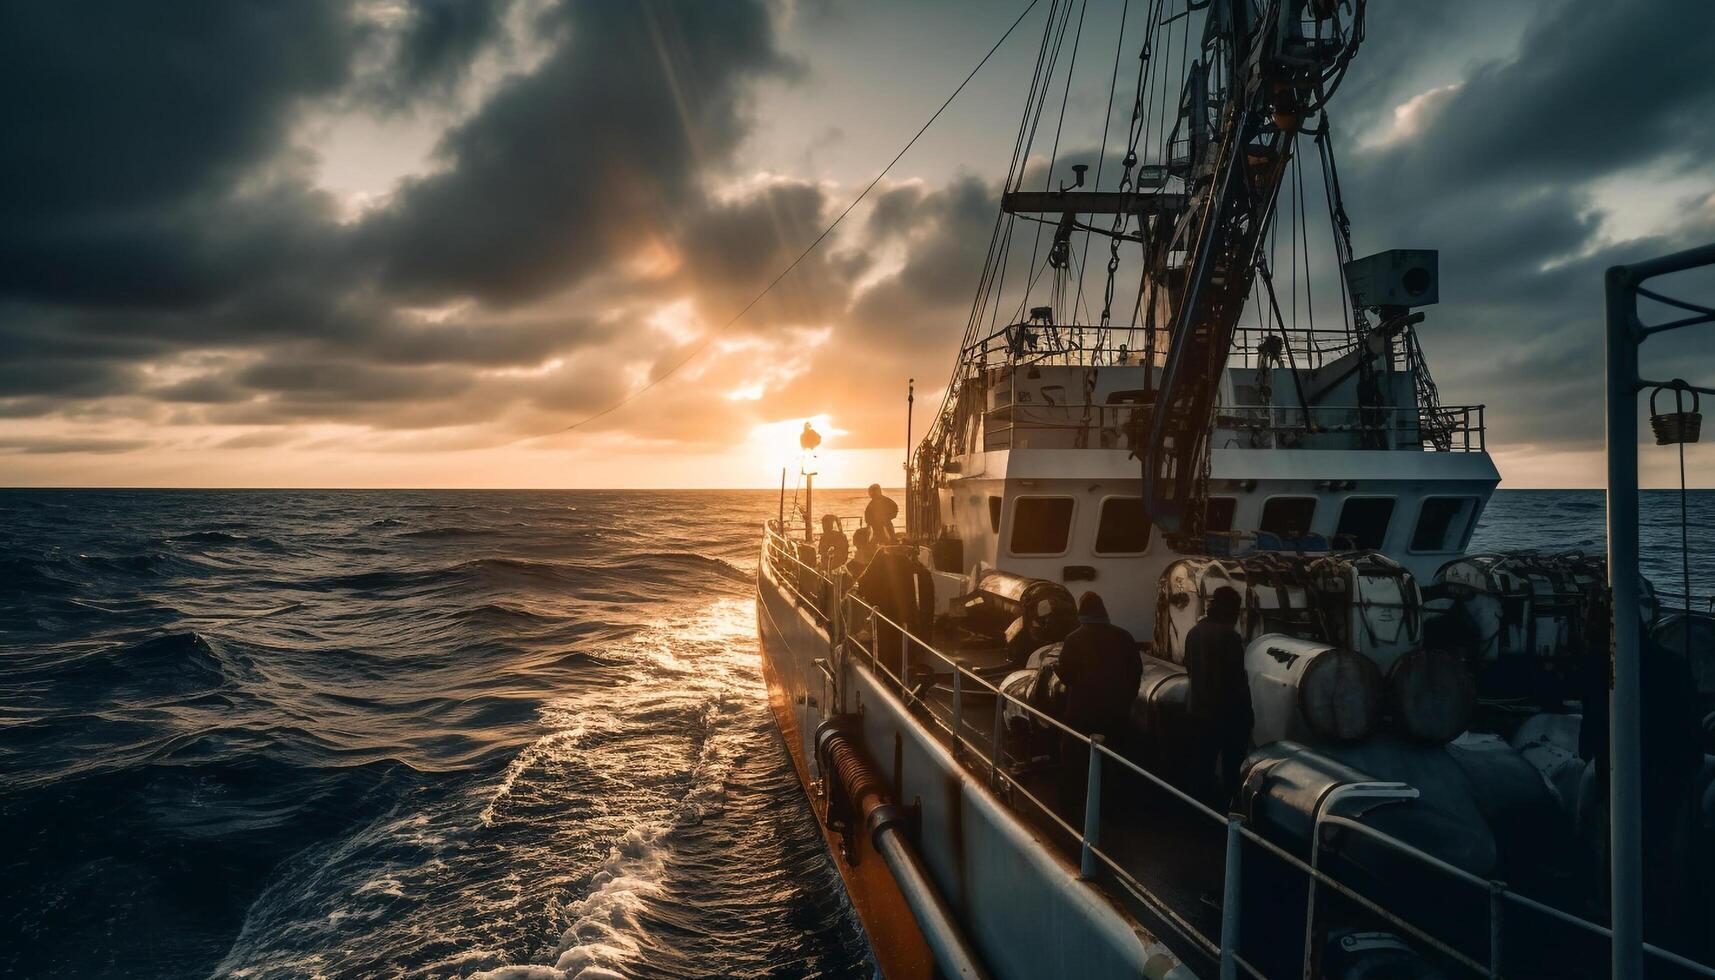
[1000,494,1479,557]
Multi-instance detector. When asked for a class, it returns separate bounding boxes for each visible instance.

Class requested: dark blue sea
[0,488,1708,979]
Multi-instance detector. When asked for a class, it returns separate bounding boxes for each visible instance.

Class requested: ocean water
[0,487,1708,980]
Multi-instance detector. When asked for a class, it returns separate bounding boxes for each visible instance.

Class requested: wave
[159,530,292,554]
[165,529,243,543]
[397,525,493,539]
[596,551,750,583]
[55,631,238,695]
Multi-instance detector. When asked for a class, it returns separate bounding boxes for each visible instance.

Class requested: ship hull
[755,549,1174,980]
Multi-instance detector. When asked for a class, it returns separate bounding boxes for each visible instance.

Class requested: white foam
[479,724,585,827]
[465,600,758,979]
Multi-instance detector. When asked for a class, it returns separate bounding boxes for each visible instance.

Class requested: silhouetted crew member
[1055,592,1142,739]
[864,484,899,545]
[854,546,932,679]
[848,526,876,572]
[1184,586,1254,804]
[1579,616,1704,950]
[817,514,848,570]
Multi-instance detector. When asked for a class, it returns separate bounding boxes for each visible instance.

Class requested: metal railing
[760,523,1715,979]
[980,402,1485,453]
[959,323,1363,372]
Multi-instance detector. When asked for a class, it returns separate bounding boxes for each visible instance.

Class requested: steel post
[1219,815,1243,980]
[990,694,1005,787]
[1489,880,1505,977]
[951,667,964,760]
[1605,264,1643,980]
[1079,735,1104,879]
[1300,783,1419,979]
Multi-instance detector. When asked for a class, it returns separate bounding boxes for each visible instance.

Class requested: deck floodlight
[1345,249,1439,309]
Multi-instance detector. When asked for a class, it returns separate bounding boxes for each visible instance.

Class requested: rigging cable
[550,0,1046,434]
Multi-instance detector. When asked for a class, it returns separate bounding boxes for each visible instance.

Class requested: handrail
[759,523,1714,977]
[980,401,1486,452]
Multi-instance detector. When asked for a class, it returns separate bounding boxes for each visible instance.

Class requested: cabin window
[1336,497,1395,550]
[1010,497,1074,555]
[1412,496,1478,552]
[1094,497,1152,555]
[988,496,1003,533]
[1260,496,1318,538]
[1205,497,1237,533]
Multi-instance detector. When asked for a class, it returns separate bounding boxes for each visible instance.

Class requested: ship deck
[905,644,1287,979]
[827,622,1663,976]
[762,525,1712,979]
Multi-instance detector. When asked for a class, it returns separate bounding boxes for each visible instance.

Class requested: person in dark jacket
[817,514,849,571]
[1056,592,1143,739]
[1183,586,1254,805]
[864,484,899,545]
[854,546,932,680]
[1578,610,1706,951]
[1054,592,1140,820]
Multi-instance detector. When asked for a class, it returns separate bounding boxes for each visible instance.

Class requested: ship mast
[911,0,1379,546]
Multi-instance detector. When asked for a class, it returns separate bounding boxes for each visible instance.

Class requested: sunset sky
[3,0,1712,488]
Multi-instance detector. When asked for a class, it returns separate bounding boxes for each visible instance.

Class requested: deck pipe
[817,725,991,980]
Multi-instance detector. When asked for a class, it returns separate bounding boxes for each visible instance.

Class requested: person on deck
[1055,592,1142,740]
[1053,591,1140,821]
[854,545,932,680]
[1578,605,1705,952]
[1183,586,1255,806]
[864,484,899,545]
[817,514,849,571]
[849,526,876,571]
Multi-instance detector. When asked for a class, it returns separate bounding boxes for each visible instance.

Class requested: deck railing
[980,402,1485,453]
[960,324,1363,372]
[759,523,1715,979]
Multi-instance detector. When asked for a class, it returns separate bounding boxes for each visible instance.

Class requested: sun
[747,413,840,474]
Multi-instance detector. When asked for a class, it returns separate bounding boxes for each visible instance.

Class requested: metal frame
[759,524,1715,978]
[1602,241,1715,980]
[983,401,1486,453]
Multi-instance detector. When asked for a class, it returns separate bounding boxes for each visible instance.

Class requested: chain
[1097,34,1155,355]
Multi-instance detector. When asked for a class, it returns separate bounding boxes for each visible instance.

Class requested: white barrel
[1246,634,1383,744]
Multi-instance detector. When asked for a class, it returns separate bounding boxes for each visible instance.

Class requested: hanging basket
[1650,383,1702,445]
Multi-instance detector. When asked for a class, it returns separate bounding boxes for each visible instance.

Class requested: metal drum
[1385,648,1476,743]
[1246,634,1383,745]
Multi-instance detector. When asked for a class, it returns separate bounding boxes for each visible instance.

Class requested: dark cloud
[0,437,152,455]
[385,0,518,102]
[0,1,357,307]
[0,0,797,441]
[362,0,790,305]
[1331,0,1715,472]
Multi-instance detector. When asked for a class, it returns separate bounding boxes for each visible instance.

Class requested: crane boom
[1141,0,1366,541]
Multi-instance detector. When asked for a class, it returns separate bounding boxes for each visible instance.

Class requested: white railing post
[1219,815,1243,980]
[900,621,912,695]
[951,667,964,760]
[1079,735,1104,879]
[1300,783,1419,979]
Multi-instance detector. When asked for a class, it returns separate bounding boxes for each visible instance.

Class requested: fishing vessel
[755,2,1715,977]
